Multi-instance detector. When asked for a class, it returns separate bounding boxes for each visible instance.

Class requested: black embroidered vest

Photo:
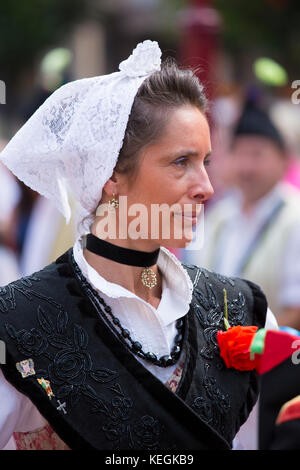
[0,249,267,450]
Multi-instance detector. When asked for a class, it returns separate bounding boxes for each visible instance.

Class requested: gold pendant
[141,267,157,289]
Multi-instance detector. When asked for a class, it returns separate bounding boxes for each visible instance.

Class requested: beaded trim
[70,254,185,368]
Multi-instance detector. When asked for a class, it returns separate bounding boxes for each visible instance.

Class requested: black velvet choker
[86,233,160,267]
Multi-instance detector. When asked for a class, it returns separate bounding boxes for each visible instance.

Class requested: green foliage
[0,0,87,79]
[215,0,300,73]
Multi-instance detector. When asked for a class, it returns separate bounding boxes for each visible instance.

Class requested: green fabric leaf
[250,328,267,359]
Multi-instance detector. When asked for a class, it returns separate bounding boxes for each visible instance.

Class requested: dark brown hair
[114,57,208,184]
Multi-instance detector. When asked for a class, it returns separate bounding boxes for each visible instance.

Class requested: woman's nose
[189,168,214,203]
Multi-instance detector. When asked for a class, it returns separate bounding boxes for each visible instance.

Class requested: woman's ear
[102,169,121,197]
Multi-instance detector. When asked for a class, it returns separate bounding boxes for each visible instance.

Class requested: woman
[0,40,268,450]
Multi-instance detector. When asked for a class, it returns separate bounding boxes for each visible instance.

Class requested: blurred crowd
[183,88,300,331]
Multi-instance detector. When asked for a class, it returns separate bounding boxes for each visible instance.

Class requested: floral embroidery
[203,375,231,414]
[188,268,255,444]
[111,396,133,421]
[0,275,60,313]
[132,415,162,450]
[193,283,224,361]
[13,364,181,451]
[102,421,127,444]
[192,396,213,424]
[8,326,48,357]
[3,256,257,449]
[226,292,247,326]
[5,307,120,414]
[192,364,231,439]
[193,278,247,362]
[101,414,163,451]
[4,295,168,450]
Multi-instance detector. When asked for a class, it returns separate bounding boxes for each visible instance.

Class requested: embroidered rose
[102,421,126,442]
[192,396,213,423]
[133,415,162,449]
[16,328,48,356]
[49,349,92,386]
[217,325,259,371]
[111,396,133,421]
[119,40,161,78]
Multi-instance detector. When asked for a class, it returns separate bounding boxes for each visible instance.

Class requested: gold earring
[108,193,119,209]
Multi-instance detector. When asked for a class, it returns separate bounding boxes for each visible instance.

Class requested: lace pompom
[119,40,161,78]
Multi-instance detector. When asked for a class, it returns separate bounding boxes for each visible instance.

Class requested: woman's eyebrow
[169,149,212,158]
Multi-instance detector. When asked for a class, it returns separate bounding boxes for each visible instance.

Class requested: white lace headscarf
[0,40,162,236]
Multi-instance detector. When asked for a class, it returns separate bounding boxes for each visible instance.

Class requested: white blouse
[0,238,275,450]
[73,237,194,384]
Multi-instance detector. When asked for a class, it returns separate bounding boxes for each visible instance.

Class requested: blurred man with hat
[189,99,300,329]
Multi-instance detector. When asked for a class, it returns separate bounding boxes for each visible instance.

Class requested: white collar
[73,237,194,326]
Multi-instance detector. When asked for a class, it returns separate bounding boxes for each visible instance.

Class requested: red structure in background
[169,0,222,260]
[178,0,222,103]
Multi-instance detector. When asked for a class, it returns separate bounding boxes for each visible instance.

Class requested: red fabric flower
[217,325,259,371]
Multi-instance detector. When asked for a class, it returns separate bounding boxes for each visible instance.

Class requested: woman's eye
[174,157,188,167]
[173,156,211,168]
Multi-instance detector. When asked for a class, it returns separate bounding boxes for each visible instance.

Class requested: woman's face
[101,105,214,249]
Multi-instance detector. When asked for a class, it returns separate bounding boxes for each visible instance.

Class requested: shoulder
[2,247,72,284]
[281,182,300,203]
[182,262,259,294]
[182,263,267,329]
[0,248,74,322]
[279,184,300,218]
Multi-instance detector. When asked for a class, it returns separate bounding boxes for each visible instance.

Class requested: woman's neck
[83,229,163,307]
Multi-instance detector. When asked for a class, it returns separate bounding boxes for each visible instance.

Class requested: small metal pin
[56,400,67,414]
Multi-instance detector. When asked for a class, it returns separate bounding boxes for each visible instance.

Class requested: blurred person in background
[270,99,300,191]
[20,194,76,277]
[187,100,300,329]
[0,146,21,285]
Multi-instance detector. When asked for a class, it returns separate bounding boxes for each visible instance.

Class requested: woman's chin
[160,235,194,250]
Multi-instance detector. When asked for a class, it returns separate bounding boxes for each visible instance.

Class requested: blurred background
[0,0,300,326]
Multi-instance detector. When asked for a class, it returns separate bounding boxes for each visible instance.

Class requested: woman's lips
[173,213,198,226]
